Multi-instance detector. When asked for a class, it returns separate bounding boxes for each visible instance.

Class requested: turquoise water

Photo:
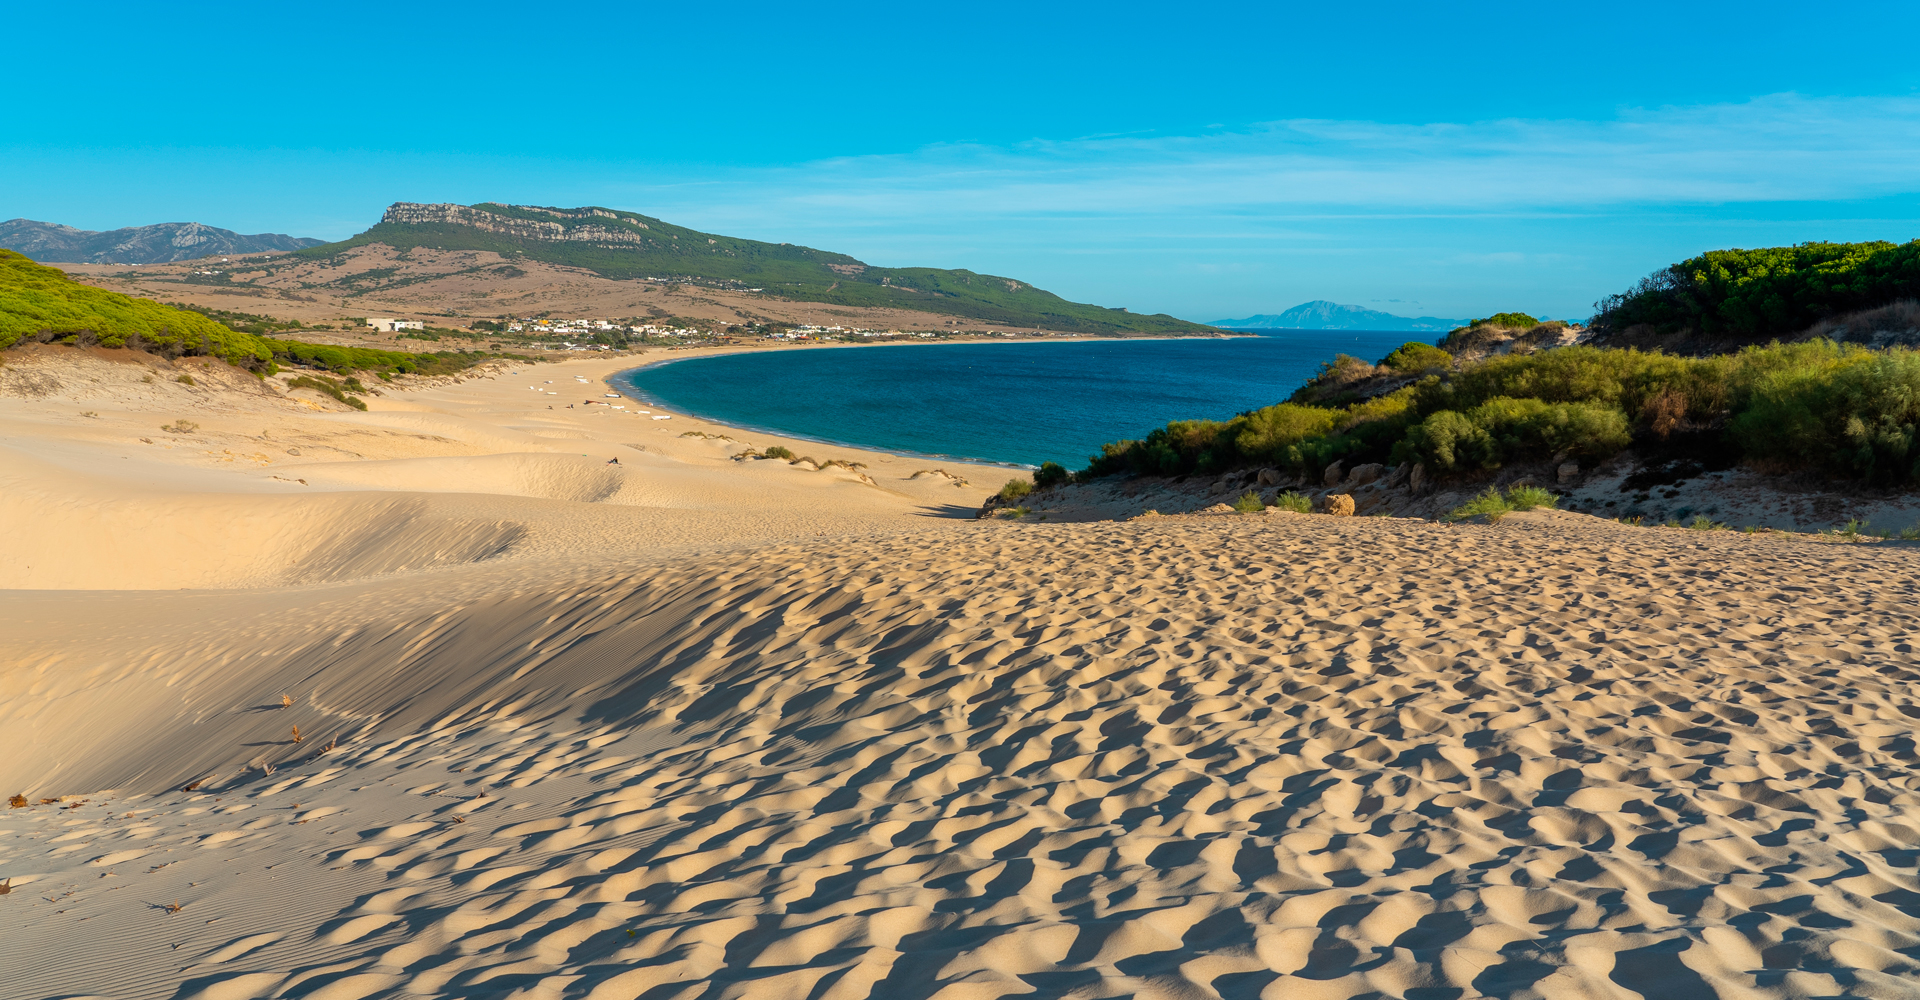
[615,330,1420,468]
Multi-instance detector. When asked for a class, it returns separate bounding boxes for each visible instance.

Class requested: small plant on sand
[762,445,795,461]
[1450,486,1513,523]
[80,410,97,418]
[176,374,195,386]
[285,375,367,411]
[160,420,198,434]
[998,478,1033,501]
[1451,483,1559,523]
[1034,461,1070,489]
[280,694,293,708]
[163,900,183,914]
[1504,485,1557,511]
[1001,505,1031,518]
[141,374,154,384]
[7,794,25,809]
[1618,515,1644,526]
[1231,490,1265,513]
[1894,524,1920,540]
[290,725,303,744]
[1827,518,1867,541]
[1688,515,1726,531]
[1272,490,1312,513]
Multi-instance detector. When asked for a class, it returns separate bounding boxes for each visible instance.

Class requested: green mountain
[301,203,1213,335]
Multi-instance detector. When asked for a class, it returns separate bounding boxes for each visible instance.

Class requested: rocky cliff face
[381,203,655,247]
[0,219,323,263]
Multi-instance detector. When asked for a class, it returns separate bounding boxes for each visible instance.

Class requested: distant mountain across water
[1215,300,1465,332]
[0,218,324,264]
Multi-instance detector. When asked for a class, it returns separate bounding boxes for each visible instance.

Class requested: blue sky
[8,1,1920,323]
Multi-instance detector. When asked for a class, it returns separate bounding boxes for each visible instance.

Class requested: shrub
[1380,342,1453,373]
[1504,484,1558,511]
[176,374,195,386]
[1033,461,1069,489]
[1449,486,1512,523]
[1230,490,1265,512]
[1272,490,1313,513]
[286,375,368,411]
[1688,515,1726,530]
[998,478,1033,501]
[762,445,795,461]
[1471,312,1540,329]
[1393,398,1630,471]
[1593,240,1920,342]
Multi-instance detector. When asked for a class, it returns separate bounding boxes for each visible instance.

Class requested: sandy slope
[6,347,1920,1000]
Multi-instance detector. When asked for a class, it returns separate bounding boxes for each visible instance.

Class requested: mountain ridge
[0,219,323,264]
[1215,300,1464,332]
[302,202,1212,336]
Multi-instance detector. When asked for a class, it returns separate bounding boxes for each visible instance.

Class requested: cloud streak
[629,94,1920,232]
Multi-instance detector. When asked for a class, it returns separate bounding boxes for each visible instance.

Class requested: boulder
[1323,493,1356,517]
[1557,461,1580,485]
[1347,463,1385,486]
[1202,502,1235,514]
[1384,462,1409,488]
[1256,468,1281,487]
[1323,461,1345,487]
[1409,463,1427,494]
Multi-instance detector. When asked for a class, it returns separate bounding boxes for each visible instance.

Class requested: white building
[365,318,425,332]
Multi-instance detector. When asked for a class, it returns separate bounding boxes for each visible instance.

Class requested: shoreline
[607,332,1317,471]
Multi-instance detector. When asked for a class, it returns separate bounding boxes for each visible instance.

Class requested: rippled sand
[6,351,1920,999]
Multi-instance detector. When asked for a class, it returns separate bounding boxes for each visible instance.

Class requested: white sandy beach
[6,345,1920,1000]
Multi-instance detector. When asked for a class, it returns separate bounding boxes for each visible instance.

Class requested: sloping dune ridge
[6,349,1920,1000]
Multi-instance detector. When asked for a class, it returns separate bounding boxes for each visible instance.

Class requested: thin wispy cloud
[632,94,1920,231]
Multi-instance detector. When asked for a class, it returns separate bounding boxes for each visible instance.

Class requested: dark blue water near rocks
[614,329,1420,468]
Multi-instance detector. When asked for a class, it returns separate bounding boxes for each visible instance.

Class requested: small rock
[1347,463,1385,486]
[1256,468,1281,487]
[1202,503,1235,514]
[285,447,301,456]
[1323,493,1356,517]
[1323,461,1345,487]
[1557,461,1580,485]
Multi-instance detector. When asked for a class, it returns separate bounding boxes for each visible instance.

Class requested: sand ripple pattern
[8,518,1920,999]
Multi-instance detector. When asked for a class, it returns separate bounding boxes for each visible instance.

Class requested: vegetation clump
[998,479,1034,501]
[1594,240,1920,343]
[286,374,368,411]
[1230,490,1265,512]
[1272,490,1313,513]
[1448,483,1558,523]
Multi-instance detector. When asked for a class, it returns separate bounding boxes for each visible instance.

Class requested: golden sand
[4,347,1920,999]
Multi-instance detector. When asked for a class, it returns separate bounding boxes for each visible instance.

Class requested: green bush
[1449,487,1512,522]
[1272,490,1313,513]
[286,374,368,411]
[1471,312,1540,329]
[1393,397,1631,471]
[998,478,1033,501]
[762,445,795,461]
[0,250,271,366]
[1594,240,1920,342]
[1033,461,1069,489]
[1381,342,1452,373]
[1230,490,1265,512]
[1504,484,1557,511]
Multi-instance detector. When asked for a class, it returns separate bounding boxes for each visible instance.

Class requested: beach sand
[5,346,1920,1000]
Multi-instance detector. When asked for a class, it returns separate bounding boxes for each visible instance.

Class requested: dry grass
[290,725,303,744]
[280,694,292,708]
[7,793,24,808]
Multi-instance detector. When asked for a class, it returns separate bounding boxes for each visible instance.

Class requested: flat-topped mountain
[1,218,323,264]
[306,202,1211,335]
[1216,300,1464,332]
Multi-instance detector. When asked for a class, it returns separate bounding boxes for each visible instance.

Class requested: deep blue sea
[614,329,1422,468]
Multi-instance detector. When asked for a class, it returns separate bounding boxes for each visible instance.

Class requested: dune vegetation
[1,249,531,379]
[1594,239,1920,342]
[1071,338,1920,486]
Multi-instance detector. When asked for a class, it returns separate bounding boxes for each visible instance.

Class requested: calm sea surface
[614,329,1422,468]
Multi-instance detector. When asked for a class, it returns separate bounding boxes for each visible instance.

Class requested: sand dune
[6,348,1920,999]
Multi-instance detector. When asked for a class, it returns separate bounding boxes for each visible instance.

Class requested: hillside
[1215,300,1464,331]
[302,203,1211,335]
[1,218,323,264]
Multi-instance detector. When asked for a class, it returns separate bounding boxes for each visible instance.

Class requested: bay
[615,329,1422,468]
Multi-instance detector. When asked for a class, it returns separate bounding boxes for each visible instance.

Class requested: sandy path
[8,506,1920,999]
